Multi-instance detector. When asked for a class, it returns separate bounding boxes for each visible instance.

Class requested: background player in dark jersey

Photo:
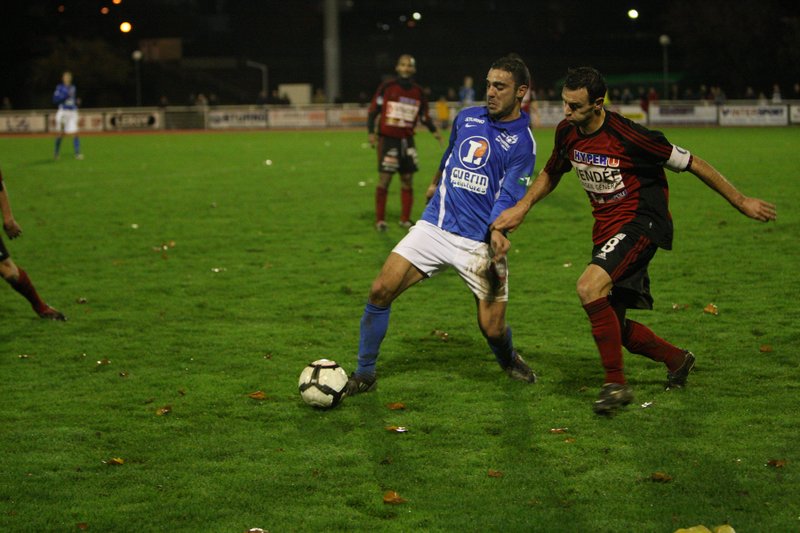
[346,55,537,396]
[492,67,776,416]
[367,54,442,231]
[0,167,65,320]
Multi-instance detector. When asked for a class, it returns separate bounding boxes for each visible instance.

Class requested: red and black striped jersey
[368,77,434,139]
[543,110,692,249]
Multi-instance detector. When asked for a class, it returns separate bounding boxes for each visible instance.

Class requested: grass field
[0,125,798,532]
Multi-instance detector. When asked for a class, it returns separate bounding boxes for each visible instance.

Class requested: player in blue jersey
[53,71,83,160]
[0,167,66,320]
[346,55,537,396]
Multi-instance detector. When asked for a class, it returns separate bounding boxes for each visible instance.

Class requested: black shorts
[0,235,9,261]
[377,135,418,174]
[590,223,659,310]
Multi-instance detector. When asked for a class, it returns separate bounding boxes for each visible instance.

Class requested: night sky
[1,0,798,107]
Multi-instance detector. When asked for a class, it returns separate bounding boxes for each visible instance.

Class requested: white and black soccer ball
[298,359,348,409]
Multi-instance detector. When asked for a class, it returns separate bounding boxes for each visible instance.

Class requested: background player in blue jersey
[0,167,65,320]
[493,67,776,415]
[346,55,537,396]
[53,71,83,160]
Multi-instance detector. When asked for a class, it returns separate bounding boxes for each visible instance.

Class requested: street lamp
[659,34,671,100]
[132,50,143,106]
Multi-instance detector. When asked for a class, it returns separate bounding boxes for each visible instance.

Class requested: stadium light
[120,21,132,33]
[412,12,422,21]
[660,34,671,99]
[627,9,639,19]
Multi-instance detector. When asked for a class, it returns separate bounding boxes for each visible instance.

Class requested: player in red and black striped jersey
[0,168,65,320]
[367,54,442,231]
[492,67,776,415]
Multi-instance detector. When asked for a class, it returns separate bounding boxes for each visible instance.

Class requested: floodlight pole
[132,50,143,106]
[659,35,671,100]
[246,60,269,99]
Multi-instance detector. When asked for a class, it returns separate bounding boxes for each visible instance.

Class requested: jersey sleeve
[542,123,573,179]
[438,111,461,171]
[489,135,536,223]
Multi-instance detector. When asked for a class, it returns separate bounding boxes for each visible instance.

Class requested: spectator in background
[620,87,633,104]
[256,89,269,105]
[312,87,327,104]
[771,84,782,104]
[1,97,11,110]
[435,95,450,130]
[792,82,800,100]
[459,75,475,107]
[743,86,756,100]
[710,85,726,105]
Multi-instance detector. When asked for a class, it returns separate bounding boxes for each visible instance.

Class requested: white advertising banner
[536,103,565,127]
[790,105,800,124]
[0,113,48,133]
[208,109,268,129]
[47,112,105,133]
[326,107,368,128]
[104,110,162,131]
[719,105,788,126]
[649,104,718,125]
[268,108,327,128]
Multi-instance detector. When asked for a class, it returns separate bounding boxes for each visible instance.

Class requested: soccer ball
[298,359,348,409]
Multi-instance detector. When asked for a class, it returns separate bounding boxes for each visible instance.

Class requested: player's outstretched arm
[492,170,561,233]
[689,156,777,222]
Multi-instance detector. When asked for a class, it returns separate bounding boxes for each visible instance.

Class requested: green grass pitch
[1,125,798,532]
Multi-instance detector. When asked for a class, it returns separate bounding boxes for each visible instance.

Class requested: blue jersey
[53,83,78,110]
[421,106,536,242]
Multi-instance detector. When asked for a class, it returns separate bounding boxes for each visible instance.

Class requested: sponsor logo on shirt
[465,116,486,124]
[385,100,421,128]
[495,132,519,151]
[574,163,624,195]
[458,136,490,170]
[573,150,620,168]
[451,167,489,195]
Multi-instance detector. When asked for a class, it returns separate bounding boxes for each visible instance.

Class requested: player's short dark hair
[564,67,607,103]
[490,54,531,91]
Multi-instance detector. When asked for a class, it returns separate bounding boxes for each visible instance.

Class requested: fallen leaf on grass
[488,469,504,478]
[119,371,129,378]
[673,526,713,533]
[431,329,449,341]
[385,426,408,433]
[18,354,31,359]
[245,528,267,533]
[103,457,125,466]
[563,437,576,444]
[549,427,568,434]
[383,490,407,504]
[248,391,267,400]
[96,358,111,367]
[766,459,786,468]
[386,402,405,410]
[649,471,673,483]
[77,523,89,530]
[703,303,719,315]
[671,303,690,311]
[155,405,172,416]
[76,297,88,304]
[759,344,773,353]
